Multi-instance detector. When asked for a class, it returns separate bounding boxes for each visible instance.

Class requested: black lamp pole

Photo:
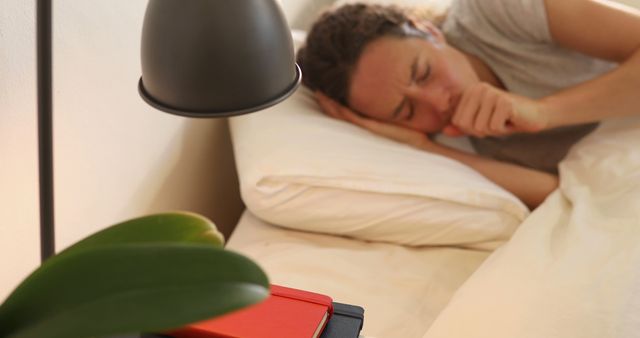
[37,0,55,262]
[34,0,300,263]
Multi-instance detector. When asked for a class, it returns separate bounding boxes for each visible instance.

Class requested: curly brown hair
[296,3,437,106]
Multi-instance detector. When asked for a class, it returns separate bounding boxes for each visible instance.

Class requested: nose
[408,83,450,115]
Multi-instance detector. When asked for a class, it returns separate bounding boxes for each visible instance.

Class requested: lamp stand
[37,0,55,262]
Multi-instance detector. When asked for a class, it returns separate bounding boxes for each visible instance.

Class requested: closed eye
[404,63,430,121]
[417,63,431,83]
[405,105,414,121]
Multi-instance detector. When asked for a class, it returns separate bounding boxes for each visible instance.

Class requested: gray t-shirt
[441,0,617,173]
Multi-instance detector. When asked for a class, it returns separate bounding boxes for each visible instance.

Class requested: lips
[439,94,459,124]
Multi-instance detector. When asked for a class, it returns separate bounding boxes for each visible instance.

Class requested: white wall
[280,0,336,30]
[0,0,244,302]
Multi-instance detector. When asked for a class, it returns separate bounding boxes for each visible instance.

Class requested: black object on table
[320,302,365,338]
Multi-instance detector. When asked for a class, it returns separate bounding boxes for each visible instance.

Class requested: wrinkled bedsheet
[424,116,640,338]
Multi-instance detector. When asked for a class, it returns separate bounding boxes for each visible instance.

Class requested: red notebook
[169,284,334,338]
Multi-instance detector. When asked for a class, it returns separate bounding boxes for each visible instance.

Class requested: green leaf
[59,212,225,256]
[0,244,269,338]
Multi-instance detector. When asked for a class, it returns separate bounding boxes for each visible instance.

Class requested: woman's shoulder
[446,0,552,43]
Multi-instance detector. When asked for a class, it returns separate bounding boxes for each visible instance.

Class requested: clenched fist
[447,83,550,138]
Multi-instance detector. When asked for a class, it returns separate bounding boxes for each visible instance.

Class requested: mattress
[226,211,490,338]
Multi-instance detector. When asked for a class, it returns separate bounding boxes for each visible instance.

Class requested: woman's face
[347,34,479,134]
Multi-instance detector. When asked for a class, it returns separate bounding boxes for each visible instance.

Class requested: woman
[297,0,640,209]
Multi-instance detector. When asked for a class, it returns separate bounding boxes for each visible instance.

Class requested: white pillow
[231,30,529,249]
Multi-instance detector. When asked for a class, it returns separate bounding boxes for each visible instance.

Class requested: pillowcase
[230,31,529,250]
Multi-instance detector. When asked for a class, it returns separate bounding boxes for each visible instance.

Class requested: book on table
[167,284,333,338]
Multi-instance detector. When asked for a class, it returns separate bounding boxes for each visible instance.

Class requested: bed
[226,211,488,337]
[228,110,640,338]
[228,112,640,338]
[224,1,640,337]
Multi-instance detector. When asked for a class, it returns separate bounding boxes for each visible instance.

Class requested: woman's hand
[314,92,557,208]
[315,91,434,150]
[449,83,550,138]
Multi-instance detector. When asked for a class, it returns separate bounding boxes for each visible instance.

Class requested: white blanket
[423,116,640,338]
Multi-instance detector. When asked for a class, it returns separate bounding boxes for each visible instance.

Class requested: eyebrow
[390,56,419,119]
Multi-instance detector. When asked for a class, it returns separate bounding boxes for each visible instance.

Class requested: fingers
[473,91,497,137]
[451,83,512,138]
[314,91,369,128]
[490,96,512,135]
[314,91,341,119]
[452,85,481,136]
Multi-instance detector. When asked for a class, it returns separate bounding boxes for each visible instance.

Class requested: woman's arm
[315,92,557,209]
[540,0,640,129]
[450,0,640,137]
[415,139,558,209]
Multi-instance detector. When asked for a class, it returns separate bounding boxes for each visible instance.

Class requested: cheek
[436,69,461,95]
[433,56,466,94]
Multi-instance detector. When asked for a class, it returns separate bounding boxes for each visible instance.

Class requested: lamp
[37,0,301,261]
[139,0,301,117]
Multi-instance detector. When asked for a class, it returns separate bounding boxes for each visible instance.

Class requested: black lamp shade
[139,0,301,117]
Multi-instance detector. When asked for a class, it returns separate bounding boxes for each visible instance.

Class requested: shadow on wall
[141,118,244,240]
